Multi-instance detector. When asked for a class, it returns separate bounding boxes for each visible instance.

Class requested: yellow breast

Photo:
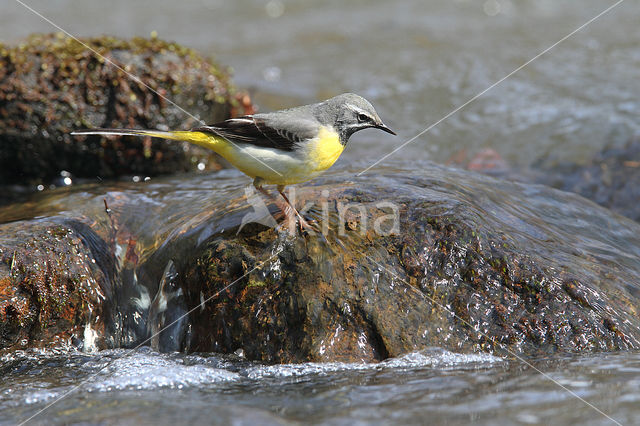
[181,126,344,186]
[307,127,344,173]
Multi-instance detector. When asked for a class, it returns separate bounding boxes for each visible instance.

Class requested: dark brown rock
[453,138,640,224]
[2,167,640,361]
[0,33,254,185]
[176,177,640,363]
[0,219,117,352]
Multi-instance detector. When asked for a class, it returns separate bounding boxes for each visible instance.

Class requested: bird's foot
[271,201,318,236]
[296,214,319,235]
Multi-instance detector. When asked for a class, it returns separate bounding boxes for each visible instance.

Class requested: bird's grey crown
[314,93,377,123]
[313,93,384,143]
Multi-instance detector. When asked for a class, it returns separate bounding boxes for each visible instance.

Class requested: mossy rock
[2,166,640,360]
[0,33,254,185]
[169,174,640,363]
[0,219,118,352]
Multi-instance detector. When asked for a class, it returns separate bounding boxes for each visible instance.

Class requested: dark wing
[192,116,303,152]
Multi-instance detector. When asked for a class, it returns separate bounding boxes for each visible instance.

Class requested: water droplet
[265,0,285,18]
[263,66,282,82]
[483,0,501,16]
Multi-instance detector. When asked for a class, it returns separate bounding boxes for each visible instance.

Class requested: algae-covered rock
[0,219,117,352]
[177,176,640,362]
[0,33,254,185]
[2,167,640,360]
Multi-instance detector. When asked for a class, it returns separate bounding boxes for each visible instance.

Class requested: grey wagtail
[72,93,395,231]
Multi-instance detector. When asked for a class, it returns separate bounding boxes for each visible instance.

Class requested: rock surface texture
[0,33,253,185]
[2,167,639,361]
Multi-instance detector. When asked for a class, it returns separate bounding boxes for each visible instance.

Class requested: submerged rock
[0,33,253,185]
[1,166,640,360]
[453,138,640,224]
[537,138,640,223]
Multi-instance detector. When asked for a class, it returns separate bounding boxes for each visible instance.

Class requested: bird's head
[317,93,395,144]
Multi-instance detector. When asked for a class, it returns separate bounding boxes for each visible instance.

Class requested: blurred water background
[3,0,639,169]
[1,1,639,424]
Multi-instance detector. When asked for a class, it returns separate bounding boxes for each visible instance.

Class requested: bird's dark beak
[375,122,396,135]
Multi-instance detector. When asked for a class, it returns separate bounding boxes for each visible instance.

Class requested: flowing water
[1,165,640,424]
[2,0,639,168]
[2,0,640,424]
[2,347,639,426]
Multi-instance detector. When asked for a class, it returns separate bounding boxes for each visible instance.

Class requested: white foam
[246,348,501,379]
[381,348,501,368]
[86,352,239,392]
[17,348,501,405]
[83,323,98,353]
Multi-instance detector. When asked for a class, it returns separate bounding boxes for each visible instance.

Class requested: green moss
[246,279,266,289]
[6,32,213,64]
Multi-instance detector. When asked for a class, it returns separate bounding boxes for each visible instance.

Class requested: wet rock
[176,173,640,362]
[2,167,640,361]
[537,138,640,222]
[0,219,117,353]
[0,33,254,185]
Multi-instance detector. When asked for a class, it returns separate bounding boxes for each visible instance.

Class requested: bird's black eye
[357,113,369,123]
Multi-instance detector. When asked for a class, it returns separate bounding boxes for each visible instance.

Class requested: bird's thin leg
[253,178,277,202]
[277,185,316,233]
[252,178,297,231]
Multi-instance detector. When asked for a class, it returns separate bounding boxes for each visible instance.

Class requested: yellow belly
[269,126,344,185]
[175,127,344,186]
